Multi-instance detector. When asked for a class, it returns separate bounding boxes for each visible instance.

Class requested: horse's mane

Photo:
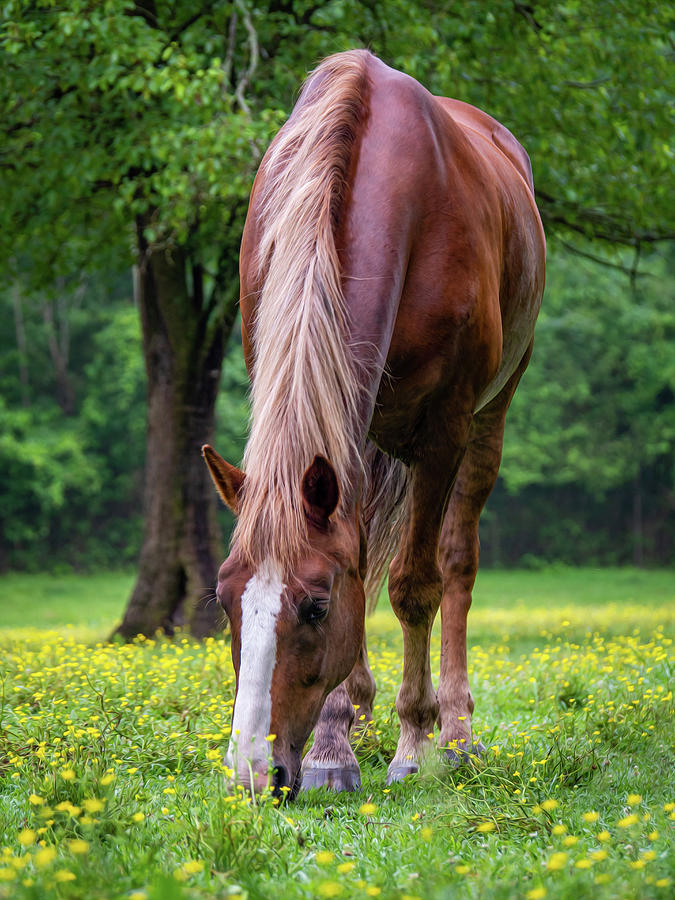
[233,50,372,574]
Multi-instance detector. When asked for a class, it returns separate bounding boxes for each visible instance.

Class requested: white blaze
[227,561,284,774]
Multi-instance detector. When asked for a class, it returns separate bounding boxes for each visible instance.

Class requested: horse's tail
[236,51,371,572]
[361,442,410,612]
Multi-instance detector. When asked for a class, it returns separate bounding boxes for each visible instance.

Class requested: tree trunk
[632,468,644,567]
[115,226,234,639]
[11,281,30,407]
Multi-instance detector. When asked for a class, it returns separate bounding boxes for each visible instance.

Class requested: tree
[1,1,673,634]
[1,1,271,635]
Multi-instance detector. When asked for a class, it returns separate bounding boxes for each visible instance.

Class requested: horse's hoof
[386,763,419,784]
[300,765,361,792]
[443,741,486,768]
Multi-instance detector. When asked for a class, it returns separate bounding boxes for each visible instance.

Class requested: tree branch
[558,239,654,278]
[234,0,259,118]
[512,2,544,35]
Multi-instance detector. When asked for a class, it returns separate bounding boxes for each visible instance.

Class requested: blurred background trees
[1,1,673,633]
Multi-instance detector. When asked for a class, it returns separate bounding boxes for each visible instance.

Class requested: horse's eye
[302,597,329,624]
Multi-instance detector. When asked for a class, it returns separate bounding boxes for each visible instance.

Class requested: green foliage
[502,251,675,492]
[0,0,274,281]
[0,277,146,569]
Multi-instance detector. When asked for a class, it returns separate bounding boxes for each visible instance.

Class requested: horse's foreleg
[387,417,472,783]
[300,634,377,791]
[437,346,532,764]
[300,681,361,792]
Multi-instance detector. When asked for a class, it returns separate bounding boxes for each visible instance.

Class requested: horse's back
[339,54,545,448]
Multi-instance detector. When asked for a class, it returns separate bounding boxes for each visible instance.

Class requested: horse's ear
[202,444,245,515]
[301,455,339,525]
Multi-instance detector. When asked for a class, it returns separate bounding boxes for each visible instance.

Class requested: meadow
[0,568,673,899]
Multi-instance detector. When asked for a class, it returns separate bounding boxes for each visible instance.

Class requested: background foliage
[1,0,673,570]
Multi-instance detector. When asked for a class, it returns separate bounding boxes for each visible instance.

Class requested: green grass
[0,566,671,636]
[0,571,134,633]
[0,569,673,900]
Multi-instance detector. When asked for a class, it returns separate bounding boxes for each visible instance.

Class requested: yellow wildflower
[182,860,203,875]
[34,847,56,868]
[54,870,76,882]
[547,852,568,871]
[317,882,342,897]
[18,830,35,847]
[316,851,335,865]
[541,799,558,812]
[68,840,89,855]
[618,814,639,828]
[359,803,377,816]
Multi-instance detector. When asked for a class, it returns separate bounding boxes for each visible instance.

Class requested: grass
[0,568,673,899]
[0,571,135,633]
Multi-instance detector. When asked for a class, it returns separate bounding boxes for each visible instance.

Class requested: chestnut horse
[203,49,545,797]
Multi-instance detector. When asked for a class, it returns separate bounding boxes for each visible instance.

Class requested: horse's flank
[233,51,371,574]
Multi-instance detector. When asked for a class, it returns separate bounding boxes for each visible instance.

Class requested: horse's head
[202,445,365,798]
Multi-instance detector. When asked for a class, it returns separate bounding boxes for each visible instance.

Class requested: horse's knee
[388,557,442,626]
[347,664,375,707]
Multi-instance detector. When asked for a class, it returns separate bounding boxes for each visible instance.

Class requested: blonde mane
[233,50,371,574]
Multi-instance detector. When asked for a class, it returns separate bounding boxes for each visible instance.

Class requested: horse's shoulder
[434,97,535,194]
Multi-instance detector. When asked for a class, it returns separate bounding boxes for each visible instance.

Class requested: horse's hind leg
[437,346,533,763]
[300,637,376,792]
